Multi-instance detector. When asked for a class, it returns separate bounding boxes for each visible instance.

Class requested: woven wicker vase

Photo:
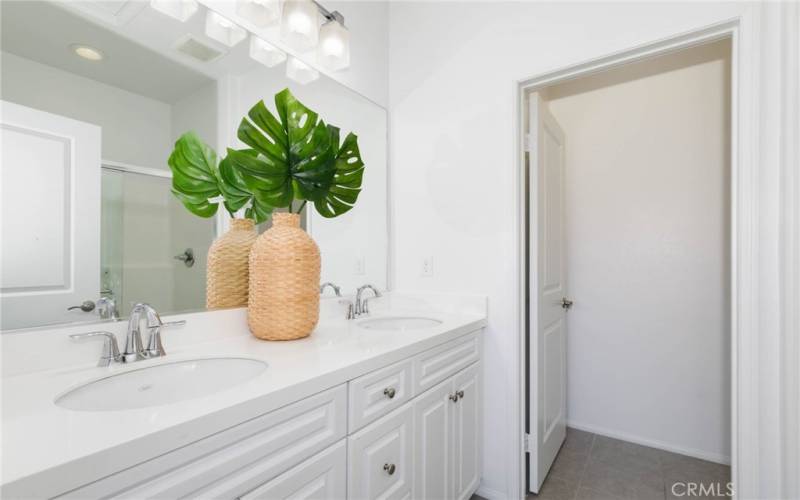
[248,213,320,340]
[206,219,258,310]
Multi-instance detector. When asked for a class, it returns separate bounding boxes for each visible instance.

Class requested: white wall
[544,40,731,462]
[0,52,172,169]
[387,3,753,498]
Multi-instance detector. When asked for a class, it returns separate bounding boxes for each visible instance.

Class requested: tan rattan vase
[206,218,258,310]
[248,213,320,340]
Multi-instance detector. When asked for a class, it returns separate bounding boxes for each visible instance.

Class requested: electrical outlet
[354,256,366,275]
[421,256,433,277]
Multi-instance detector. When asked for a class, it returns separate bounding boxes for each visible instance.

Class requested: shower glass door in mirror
[0,0,388,331]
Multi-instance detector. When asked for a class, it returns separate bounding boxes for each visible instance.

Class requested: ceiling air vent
[174,34,224,63]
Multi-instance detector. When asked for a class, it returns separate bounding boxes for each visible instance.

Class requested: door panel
[528,92,568,493]
[1,100,101,329]
[453,363,481,500]
[413,378,453,500]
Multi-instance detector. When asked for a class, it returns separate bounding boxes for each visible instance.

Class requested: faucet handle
[338,299,355,320]
[70,331,121,367]
[144,320,185,358]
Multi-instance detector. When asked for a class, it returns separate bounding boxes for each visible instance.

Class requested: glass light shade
[150,0,199,22]
[317,19,350,70]
[236,0,281,28]
[249,35,287,68]
[205,11,247,47]
[286,56,319,85]
[280,0,319,52]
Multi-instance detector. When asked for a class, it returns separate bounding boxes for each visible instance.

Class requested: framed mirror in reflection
[0,0,387,331]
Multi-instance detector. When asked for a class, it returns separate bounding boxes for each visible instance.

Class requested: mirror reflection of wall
[0,0,388,331]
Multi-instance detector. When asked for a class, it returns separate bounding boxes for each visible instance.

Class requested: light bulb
[236,0,280,28]
[249,35,287,68]
[280,0,319,52]
[205,11,247,47]
[286,56,319,85]
[318,18,349,70]
[150,0,199,22]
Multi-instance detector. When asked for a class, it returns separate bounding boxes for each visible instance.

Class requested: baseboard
[475,483,506,500]
[566,420,731,465]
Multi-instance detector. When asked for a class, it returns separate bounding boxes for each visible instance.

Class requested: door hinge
[525,134,535,153]
[523,433,533,453]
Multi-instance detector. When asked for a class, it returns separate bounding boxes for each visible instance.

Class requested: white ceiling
[1,1,216,104]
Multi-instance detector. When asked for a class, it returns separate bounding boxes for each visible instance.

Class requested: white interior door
[527,92,568,493]
[1,100,101,330]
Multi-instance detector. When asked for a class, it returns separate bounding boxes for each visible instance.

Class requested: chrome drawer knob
[449,393,459,402]
[456,390,465,399]
[383,463,396,475]
[383,387,396,399]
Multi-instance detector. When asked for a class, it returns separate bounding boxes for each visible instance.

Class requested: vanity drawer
[240,440,346,500]
[58,385,347,500]
[348,358,413,432]
[348,404,414,500]
[414,331,480,393]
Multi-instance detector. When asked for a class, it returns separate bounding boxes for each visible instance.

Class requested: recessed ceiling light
[71,44,104,61]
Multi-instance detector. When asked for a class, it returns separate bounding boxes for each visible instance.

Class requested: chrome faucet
[320,282,342,297]
[354,284,382,317]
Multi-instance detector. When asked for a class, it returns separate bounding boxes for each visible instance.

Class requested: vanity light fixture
[286,56,319,84]
[71,44,104,61]
[280,0,319,52]
[149,0,199,22]
[249,35,287,68]
[205,10,247,47]
[317,14,349,70]
[236,0,281,28]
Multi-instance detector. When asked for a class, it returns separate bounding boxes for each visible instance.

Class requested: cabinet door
[413,378,454,500]
[348,405,413,500]
[240,441,346,500]
[453,363,481,500]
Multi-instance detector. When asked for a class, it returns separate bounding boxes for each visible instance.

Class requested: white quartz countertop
[1,303,486,498]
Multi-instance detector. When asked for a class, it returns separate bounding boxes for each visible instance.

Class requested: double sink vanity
[1,293,486,499]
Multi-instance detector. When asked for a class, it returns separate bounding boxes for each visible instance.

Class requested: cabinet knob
[449,393,459,402]
[383,387,396,399]
[383,463,396,475]
[456,390,465,399]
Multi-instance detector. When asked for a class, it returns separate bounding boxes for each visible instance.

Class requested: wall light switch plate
[421,256,433,277]
[354,256,366,275]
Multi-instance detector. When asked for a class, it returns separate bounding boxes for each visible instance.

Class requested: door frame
[513,15,763,500]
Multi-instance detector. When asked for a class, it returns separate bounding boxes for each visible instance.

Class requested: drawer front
[348,358,413,433]
[414,331,480,393]
[348,404,414,500]
[59,385,347,500]
[240,440,346,500]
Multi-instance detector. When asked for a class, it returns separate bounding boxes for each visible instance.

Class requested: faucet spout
[354,284,382,317]
[123,303,157,363]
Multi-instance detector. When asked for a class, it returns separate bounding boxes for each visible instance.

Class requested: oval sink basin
[358,316,443,331]
[55,357,267,412]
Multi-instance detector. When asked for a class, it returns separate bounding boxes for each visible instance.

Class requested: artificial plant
[168,88,365,224]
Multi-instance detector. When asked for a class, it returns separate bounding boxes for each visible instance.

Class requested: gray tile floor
[473,428,731,500]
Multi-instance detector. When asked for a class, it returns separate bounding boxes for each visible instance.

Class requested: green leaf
[315,131,365,218]
[168,132,221,218]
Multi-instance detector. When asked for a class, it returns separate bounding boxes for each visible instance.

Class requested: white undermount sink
[55,357,267,412]
[357,316,443,331]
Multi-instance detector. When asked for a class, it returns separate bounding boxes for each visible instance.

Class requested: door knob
[383,463,396,475]
[67,300,96,312]
[174,248,195,268]
[561,297,574,310]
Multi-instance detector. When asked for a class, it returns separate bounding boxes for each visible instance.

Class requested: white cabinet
[413,362,481,500]
[348,359,413,433]
[241,440,347,500]
[348,405,414,500]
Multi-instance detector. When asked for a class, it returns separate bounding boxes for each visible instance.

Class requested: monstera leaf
[315,126,365,218]
[168,132,221,218]
[232,89,337,211]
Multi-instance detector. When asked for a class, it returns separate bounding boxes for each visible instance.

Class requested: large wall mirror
[0,0,387,330]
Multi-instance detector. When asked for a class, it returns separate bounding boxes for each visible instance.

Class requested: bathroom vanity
[1,294,486,499]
